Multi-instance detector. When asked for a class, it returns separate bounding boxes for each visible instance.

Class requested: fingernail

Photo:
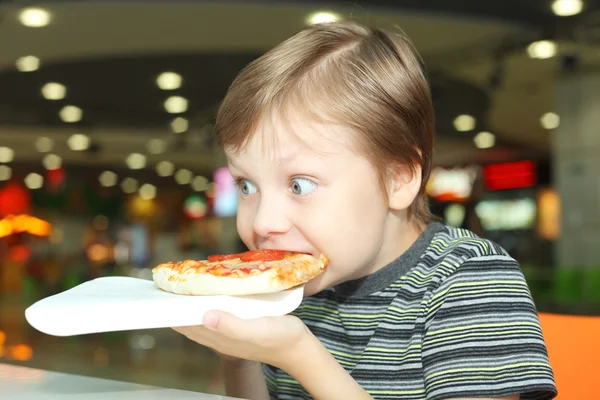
[204,313,219,329]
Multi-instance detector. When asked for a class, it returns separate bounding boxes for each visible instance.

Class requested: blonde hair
[215,21,435,223]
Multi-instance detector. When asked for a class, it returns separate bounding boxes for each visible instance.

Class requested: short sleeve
[422,254,557,400]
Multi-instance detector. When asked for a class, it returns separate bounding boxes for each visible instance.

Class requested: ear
[387,164,422,211]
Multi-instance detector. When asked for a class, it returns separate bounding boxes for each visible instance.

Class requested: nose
[252,196,291,238]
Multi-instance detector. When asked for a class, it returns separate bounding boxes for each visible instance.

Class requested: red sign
[483,161,536,191]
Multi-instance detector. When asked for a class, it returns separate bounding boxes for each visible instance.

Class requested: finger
[172,325,212,335]
[172,325,201,336]
[172,326,197,341]
[172,326,215,344]
[203,311,259,340]
[173,327,220,350]
[171,326,185,334]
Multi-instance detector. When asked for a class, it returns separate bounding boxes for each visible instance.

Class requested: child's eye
[236,179,257,196]
[289,178,317,196]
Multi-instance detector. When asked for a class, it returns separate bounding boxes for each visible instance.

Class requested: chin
[302,272,331,297]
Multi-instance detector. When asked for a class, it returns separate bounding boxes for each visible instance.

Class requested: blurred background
[0,0,599,396]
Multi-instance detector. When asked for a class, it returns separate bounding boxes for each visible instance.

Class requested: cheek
[301,188,387,294]
[236,201,255,247]
[296,183,388,267]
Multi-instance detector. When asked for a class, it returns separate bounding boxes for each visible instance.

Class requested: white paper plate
[25,276,304,337]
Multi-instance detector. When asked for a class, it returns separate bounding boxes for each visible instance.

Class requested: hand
[172,311,311,370]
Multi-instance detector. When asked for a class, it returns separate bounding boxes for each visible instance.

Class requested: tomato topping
[239,250,286,262]
[207,253,242,262]
[208,250,287,263]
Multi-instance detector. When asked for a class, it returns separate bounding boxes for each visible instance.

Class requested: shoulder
[411,225,531,319]
[427,224,511,261]
[419,224,522,287]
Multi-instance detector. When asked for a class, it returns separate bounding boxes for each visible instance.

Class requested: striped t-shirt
[263,223,557,400]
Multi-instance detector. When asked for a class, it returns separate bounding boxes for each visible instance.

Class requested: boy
[173,21,557,400]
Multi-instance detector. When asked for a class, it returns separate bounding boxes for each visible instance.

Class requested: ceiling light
[453,114,476,132]
[35,137,54,152]
[147,138,167,155]
[99,171,118,187]
[126,153,146,170]
[42,154,62,170]
[175,169,193,185]
[139,184,157,200]
[16,55,40,72]
[540,112,560,129]
[191,176,209,192]
[0,166,11,181]
[121,178,138,194]
[0,147,14,163]
[306,11,341,25]
[552,0,583,16]
[25,173,44,189]
[59,105,83,123]
[67,134,90,151]
[41,82,66,100]
[170,117,188,133]
[474,131,496,149]
[164,96,188,114]
[18,7,52,28]
[527,40,557,59]
[156,72,182,90]
[156,161,175,177]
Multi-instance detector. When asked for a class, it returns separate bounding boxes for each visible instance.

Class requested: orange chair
[538,312,600,399]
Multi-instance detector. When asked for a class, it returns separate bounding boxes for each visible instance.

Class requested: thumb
[203,310,248,336]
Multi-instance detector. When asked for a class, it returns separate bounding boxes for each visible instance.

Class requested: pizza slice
[152,250,328,296]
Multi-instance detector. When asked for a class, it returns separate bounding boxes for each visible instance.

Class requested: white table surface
[0,363,243,399]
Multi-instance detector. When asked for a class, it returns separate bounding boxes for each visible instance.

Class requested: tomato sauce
[208,249,287,263]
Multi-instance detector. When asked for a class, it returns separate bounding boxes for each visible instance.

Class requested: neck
[362,213,425,279]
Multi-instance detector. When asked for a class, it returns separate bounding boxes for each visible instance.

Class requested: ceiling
[1,0,599,176]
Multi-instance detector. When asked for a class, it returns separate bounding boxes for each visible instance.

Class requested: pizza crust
[152,253,327,296]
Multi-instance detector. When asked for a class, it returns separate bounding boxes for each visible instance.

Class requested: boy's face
[226,119,395,296]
